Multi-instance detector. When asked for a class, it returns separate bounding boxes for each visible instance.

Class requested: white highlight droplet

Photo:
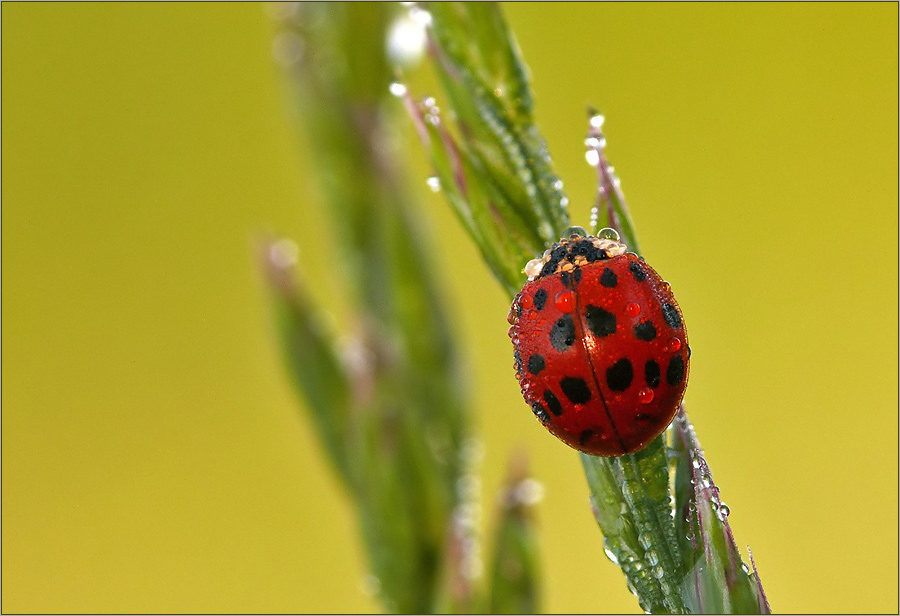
[389,81,407,97]
[386,14,427,67]
[268,238,299,269]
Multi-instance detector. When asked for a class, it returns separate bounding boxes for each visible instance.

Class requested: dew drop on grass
[425,176,441,192]
[603,538,620,565]
[389,81,407,97]
[386,13,427,66]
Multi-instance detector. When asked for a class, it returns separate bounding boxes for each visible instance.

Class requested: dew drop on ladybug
[508,228,689,456]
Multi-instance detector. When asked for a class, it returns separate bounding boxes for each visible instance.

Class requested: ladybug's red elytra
[508,228,689,456]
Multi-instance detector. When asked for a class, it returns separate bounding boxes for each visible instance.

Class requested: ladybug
[507,227,689,456]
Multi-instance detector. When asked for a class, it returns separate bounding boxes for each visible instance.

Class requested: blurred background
[2,3,896,614]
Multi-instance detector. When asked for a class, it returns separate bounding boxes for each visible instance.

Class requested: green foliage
[267,3,469,611]
[405,2,569,295]
[265,3,543,613]
[487,454,542,614]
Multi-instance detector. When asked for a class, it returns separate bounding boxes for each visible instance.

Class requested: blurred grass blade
[269,3,473,612]
[487,452,543,614]
[671,408,771,614]
[581,438,685,614]
[402,2,570,294]
[262,239,353,484]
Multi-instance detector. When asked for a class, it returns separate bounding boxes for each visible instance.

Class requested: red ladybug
[508,228,689,456]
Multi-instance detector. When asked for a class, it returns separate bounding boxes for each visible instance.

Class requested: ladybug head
[523,227,628,281]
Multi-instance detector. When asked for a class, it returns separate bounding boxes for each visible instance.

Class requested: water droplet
[425,176,441,192]
[585,149,600,166]
[603,538,620,565]
[638,532,653,550]
[271,32,305,68]
[718,503,730,518]
[512,478,544,506]
[563,226,588,238]
[625,302,641,317]
[389,81,407,97]
[386,14,427,66]
[597,227,620,241]
[645,550,659,567]
[359,573,381,596]
[524,259,544,279]
[519,294,534,310]
[590,113,605,129]
[554,290,575,313]
[667,337,682,352]
[409,5,433,27]
[268,238,299,269]
[553,179,564,191]
[638,387,654,404]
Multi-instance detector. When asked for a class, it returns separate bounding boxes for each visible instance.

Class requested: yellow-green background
[3,3,897,614]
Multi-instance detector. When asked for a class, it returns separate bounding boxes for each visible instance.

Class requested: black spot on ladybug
[635,413,652,421]
[606,358,634,391]
[572,267,582,284]
[633,320,657,341]
[531,402,550,424]
[600,267,618,288]
[533,288,548,311]
[560,271,571,287]
[527,354,545,375]
[579,429,596,446]
[662,302,682,329]
[645,359,661,388]
[629,262,647,282]
[514,350,523,373]
[667,354,685,386]
[549,315,576,351]
[543,389,563,416]
[560,376,592,404]
[585,305,616,337]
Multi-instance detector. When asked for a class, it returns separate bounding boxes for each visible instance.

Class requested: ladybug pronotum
[508,228,690,456]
